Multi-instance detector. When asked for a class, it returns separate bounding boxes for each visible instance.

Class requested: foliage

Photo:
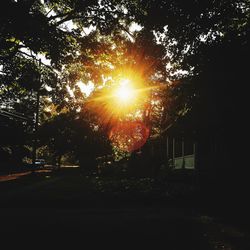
[1,0,249,171]
[38,110,112,169]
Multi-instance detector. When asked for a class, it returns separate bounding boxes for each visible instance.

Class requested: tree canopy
[0,0,249,170]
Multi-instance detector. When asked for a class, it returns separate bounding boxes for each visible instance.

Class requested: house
[146,111,197,172]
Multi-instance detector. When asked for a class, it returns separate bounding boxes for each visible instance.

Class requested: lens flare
[109,121,150,152]
[84,73,160,129]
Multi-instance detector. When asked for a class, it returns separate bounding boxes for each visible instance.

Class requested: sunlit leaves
[109,121,149,152]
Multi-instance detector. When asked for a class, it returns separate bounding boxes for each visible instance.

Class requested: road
[0,169,53,182]
[0,165,78,182]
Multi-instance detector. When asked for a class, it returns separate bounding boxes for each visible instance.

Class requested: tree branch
[46,6,55,17]
[119,24,135,40]
[54,14,83,27]
[17,50,55,72]
[48,10,75,21]
[0,44,25,61]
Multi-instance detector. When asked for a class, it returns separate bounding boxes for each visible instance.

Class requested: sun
[116,84,134,102]
[114,78,136,104]
[85,74,151,125]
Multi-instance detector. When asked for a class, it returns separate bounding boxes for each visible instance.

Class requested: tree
[39,110,112,171]
[1,0,249,174]
[0,109,31,170]
[0,0,146,168]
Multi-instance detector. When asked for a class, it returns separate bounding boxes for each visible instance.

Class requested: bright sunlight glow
[115,79,136,103]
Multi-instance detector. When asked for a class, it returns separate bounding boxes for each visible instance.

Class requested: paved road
[0,165,78,182]
[0,169,53,182]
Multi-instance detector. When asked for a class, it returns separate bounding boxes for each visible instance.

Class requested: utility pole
[32,59,41,166]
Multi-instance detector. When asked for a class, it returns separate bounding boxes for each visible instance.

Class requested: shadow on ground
[0,168,250,249]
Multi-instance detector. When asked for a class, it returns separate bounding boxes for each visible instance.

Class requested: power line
[0,110,31,121]
[2,109,28,116]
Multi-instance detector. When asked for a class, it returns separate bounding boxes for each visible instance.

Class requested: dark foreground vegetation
[1,167,250,249]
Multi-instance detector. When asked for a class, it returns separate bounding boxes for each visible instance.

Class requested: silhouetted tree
[39,110,112,171]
